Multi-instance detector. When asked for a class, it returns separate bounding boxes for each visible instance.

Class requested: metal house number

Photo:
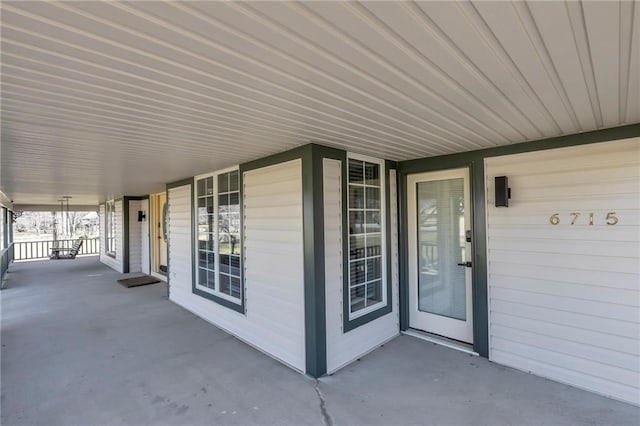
[549,212,618,226]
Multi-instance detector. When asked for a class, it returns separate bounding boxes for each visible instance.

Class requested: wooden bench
[50,239,83,260]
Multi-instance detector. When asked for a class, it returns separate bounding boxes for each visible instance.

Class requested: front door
[407,168,473,343]
[150,192,168,275]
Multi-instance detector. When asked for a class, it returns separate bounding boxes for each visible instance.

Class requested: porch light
[495,176,511,207]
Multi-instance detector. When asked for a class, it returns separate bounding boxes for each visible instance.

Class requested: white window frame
[347,152,387,320]
[105,200,116,257]
[194,166,242,304]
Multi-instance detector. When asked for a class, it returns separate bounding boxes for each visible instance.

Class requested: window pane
[366,234,381,257]
[198,220,208,235]
[229,170,239,191]
[198,268,208,285]
[218,173,229,193]
[206,177,214,195]
[366,280,382,305]
[365,186,380,209]
[349,235,365,260]
[349,211,365,234]
[349,186,364,209]
[197,178,205,196]
[218,193,229,206]
[350,260,366,284]
[348,159,364,184]
[366,257,381,281]
[230,277,241,299]
[219,274,230,295]
[365,211,380,232]
[229,235,241,255]
[229,254,241,271]
[350,285,366,312]
[364,162,380,186]
[201,177,213,195]
[220,254,230,274]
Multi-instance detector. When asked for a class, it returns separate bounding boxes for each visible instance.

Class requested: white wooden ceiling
[1,1,638,205]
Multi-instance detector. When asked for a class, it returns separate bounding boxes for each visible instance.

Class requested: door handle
[457,261,472,268]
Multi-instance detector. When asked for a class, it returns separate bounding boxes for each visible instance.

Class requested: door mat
[117,275,161,288]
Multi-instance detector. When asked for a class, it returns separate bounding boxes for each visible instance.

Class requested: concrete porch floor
[1,258,637,426]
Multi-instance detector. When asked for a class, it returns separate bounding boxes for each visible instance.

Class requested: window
[195,168,242,303]
[105,201,116,256]
[347,155,386,318]
[0,208,6,250]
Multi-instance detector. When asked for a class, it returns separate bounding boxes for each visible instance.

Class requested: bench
[50,239,83,260]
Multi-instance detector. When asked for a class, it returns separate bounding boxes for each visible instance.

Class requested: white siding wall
[168,160,306,372]
[99,199,124,273]
[128,199,143,273]
[485,138,640,405]
[167,185,192,301]
[324,159,400,373]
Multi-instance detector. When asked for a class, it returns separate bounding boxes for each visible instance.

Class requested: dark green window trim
[307,144,346,377]
[240,144,327,375]
[398,123,640,358]
[342,159,396,332]
[239,144,397,375]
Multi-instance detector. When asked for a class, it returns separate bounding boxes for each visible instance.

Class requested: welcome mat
[117,275,161,288]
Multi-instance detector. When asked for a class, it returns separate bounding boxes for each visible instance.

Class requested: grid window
[195,169,242,303]
[348,157,384,316]
[217,171,241,299]
[197,176,215,291]
[105,201,116,256]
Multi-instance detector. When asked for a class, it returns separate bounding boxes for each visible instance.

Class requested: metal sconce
[138,210,146,222]
[495,176,511,207]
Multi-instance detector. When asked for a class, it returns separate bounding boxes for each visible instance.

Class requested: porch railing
[13,238,100,261]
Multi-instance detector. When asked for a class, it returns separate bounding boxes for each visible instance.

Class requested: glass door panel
[417,178,466,320]
[407,168,473,344]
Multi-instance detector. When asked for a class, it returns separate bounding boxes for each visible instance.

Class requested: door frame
[407,167,474,343]
[398,160,488,357]
[149,192,168,278]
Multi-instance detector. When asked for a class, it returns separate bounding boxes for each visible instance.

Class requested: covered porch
[2,258,636,425]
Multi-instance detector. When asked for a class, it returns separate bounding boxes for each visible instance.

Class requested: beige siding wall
[324,159,399,373]
[167,160,306,372]
[167,185,192,300]
[485,138,640,405]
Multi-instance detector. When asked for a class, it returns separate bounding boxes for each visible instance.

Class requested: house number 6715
[549,212,618,225]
